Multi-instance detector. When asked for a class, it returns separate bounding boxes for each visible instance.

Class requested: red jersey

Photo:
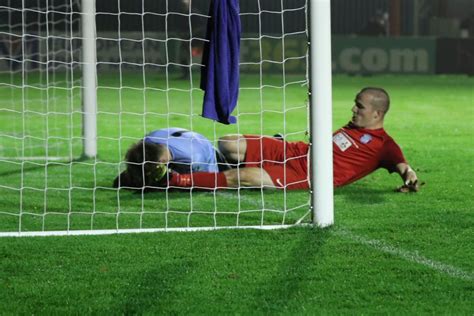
[332,123,406,187]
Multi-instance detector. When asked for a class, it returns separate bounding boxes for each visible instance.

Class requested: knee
[218,135,240,153]
[218,135,246,163]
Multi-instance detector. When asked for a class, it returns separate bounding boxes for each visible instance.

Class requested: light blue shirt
[144,128,218,173]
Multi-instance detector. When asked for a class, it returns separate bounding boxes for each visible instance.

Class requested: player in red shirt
[130,87,419,192]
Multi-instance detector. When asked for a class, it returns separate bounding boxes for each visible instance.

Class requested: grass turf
[0,74,473,313]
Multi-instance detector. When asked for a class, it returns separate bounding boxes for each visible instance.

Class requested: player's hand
[396,180,422,193]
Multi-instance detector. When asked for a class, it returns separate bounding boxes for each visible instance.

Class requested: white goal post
[310,0,333,227]
[81,0,98,158]
[0,0,333,237]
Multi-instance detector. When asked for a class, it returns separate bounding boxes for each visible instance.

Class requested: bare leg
[223,167,275,188]
[218,135,247,164]
[219,135,275,188]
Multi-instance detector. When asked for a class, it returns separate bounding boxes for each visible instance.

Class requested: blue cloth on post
[200,0,241,125]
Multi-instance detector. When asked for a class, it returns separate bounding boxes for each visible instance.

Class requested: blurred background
[1,0,472,159]
[1,0,473,75]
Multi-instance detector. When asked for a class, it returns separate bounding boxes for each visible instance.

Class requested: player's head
[126,141,170,165]
[351,87,390,129]
[113,141,169,188]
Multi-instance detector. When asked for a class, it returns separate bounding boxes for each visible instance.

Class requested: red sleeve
[379,139,406,173]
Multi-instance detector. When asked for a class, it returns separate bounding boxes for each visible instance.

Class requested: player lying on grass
[115,87,420,192]
[113,128,230,188]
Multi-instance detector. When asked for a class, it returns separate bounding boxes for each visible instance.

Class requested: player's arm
[395,162,420,192]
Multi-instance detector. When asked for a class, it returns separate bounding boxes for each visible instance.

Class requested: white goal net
[0,0,82,161]
[0,0,329,237]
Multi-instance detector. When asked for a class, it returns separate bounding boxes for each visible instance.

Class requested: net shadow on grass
[0,156,94,178]
[249,227,332,314]
[116,260,196,315]
[115,189,310,228]
[110,228,330,314]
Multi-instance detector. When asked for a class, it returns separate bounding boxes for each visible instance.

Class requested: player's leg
[219,134,289,166]
[165,167,274,189]
[218,134,247,164]
[223,164,309,189]
[168,164,307,190]
[223,167,275,188]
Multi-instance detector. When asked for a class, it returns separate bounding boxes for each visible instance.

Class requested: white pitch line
[336,229,474,282]
[208,192,473,282]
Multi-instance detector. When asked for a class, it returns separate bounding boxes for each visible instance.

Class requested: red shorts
[243,135,309,190]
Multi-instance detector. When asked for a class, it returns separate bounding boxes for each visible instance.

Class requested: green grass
[0,73,473,314]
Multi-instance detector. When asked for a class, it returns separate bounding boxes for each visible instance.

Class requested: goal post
[309,0,334,227]
[81,0,98,159]
[0,0,333,237]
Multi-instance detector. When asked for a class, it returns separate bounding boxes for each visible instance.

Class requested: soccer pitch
[1,74,473,313]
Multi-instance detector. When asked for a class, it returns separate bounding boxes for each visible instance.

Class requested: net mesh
[0,0,82,161]
[0,0,311,236]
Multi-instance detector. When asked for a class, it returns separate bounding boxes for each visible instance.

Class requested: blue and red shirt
[144,128,218,173]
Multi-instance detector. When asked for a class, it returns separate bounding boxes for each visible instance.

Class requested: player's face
[351,93,379,128]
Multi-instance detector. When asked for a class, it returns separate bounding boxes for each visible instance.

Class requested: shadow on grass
[0,163,60,177]
[250,227,332,314]
[115,188,222,202]
[115,187,290,202]
[109,228,332,314]
[116,259,196,315]
[335,183,388,205]
[0,156,93,177]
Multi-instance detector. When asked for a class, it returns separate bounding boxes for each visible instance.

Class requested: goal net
[0,0,82,161]
[0,0,322,237]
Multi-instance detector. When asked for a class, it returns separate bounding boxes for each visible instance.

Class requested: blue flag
[200,0,241,125]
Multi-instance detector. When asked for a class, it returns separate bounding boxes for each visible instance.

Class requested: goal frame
[309,0,334,227]
[0,0,333,237]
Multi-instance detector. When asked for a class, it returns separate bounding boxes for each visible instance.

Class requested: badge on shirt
[360,134,372,144]
[333,133,352,152]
